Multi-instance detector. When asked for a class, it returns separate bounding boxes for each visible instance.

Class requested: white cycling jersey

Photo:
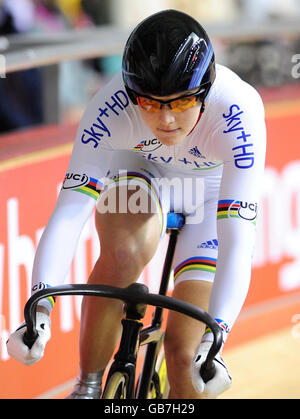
[32,64,266,339]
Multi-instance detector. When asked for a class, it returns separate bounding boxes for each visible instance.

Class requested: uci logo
[238,201,257,221]
[63,173,89,189]
[135,138,162,152]
[32,282,48,292]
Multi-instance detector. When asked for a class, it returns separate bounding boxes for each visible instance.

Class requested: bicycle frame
[102,287,163,399]
[23,215,223,398]
[136,223,183,398]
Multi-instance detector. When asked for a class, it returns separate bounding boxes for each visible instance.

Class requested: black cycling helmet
[122,9,215,104]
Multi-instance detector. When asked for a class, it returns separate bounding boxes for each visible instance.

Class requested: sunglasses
[136,90,205,113]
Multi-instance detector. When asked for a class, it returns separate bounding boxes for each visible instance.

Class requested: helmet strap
[188,102,205,136]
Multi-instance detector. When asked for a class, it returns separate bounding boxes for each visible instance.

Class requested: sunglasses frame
[134,86,208,112]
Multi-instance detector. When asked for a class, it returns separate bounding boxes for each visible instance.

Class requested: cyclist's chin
[156,129,186,146]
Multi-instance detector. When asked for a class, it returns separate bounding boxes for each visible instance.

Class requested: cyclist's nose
[159,105,176,124]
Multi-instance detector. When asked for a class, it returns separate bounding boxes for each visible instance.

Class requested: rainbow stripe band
[74,177,103,200]
[133,141,144,151]
[204,318,230,336]
[217,199,256,225]
[46,295,56,308]
[174,256,217,282]
[113,171,164,235]
[217,199,240,220]
[43,284,56,309]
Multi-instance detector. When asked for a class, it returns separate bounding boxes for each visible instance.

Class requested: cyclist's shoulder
[207,64,264,112]
[196,65,266,162]
[81,71,139,120]
[84,71,129,112]
[94,71,124,95]
[76,72,141,148]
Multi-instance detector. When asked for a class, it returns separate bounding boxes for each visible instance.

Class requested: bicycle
[23,213,223,399]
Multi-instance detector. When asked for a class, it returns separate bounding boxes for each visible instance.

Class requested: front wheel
[102,371,128,399]
[137,349,170,399]
[152,353,170,399]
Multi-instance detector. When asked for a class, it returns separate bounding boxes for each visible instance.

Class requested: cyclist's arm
[206,85,266,342]
[31,182,107,313]
[6,75,134,365]
[30,76,131,312]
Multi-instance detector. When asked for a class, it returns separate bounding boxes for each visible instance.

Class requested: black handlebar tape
[23,330,39,349]
[200,361,216,383]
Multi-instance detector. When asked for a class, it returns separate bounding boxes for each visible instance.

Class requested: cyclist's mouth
[157,127,180,134]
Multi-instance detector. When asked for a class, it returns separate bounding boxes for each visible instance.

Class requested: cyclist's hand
[191,341,232,398]
[6,312,51,366]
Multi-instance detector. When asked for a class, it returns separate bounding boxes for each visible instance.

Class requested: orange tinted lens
[170,96,197,112]
[137,96,160,112]
[137,95,197,112]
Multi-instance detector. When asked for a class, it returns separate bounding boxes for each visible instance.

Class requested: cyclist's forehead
[150,88,199,101]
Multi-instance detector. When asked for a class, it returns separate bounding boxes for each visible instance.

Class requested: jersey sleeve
[31,75,131,312]
[206,84,266,341]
